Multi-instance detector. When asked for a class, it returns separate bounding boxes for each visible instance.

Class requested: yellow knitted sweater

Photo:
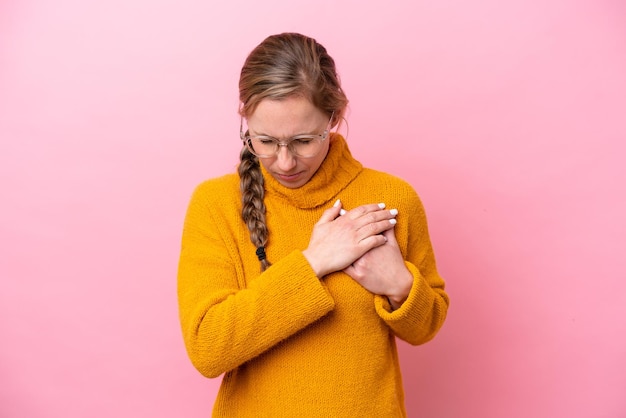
[178,134,449,417]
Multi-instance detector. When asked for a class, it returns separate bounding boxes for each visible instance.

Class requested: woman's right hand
[302,200,398,277]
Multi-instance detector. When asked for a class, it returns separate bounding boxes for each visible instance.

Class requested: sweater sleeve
[177,184,335,378]
[373,186,449,345]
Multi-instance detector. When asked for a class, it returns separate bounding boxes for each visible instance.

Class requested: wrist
[387,294,408,310]
[386,271,413,310]
[302,249,327,278]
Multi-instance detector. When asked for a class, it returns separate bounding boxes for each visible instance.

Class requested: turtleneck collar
[260,134,363,209]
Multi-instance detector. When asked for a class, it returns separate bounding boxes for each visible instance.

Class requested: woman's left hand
[343,227,414,310]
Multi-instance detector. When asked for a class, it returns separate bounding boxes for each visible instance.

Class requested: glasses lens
[290,137,323,157]
[248,137,277,157]
[242,113,332,158]
[247,136,324,158]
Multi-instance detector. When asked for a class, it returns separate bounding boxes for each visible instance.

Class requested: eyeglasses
[240,113,334,158]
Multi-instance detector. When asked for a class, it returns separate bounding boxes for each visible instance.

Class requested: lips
[276,171,303,182]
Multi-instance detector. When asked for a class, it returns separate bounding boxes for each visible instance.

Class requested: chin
[273,173,311,189]
[277,179,307,189]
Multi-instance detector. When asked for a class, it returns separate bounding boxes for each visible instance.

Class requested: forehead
[246,97,326,137]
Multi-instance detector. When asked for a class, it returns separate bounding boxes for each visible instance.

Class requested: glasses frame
[240,112,334,158]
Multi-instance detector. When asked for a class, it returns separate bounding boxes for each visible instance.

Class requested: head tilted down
[237,32,348,271]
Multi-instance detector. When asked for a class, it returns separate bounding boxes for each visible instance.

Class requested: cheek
[310,155,325,171]
[258,156,276,171]
[310,143,331,170]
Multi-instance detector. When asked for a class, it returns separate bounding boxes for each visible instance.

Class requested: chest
[264,203,323,257]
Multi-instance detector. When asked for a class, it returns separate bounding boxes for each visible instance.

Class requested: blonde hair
[238,32,348,272]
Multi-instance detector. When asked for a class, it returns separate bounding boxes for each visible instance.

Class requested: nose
[275,144,297,171]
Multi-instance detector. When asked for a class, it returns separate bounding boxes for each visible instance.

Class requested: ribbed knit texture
[177,134,449,417]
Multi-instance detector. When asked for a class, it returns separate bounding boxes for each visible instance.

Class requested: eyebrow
[248,129,320,138]
[243,112,332,138]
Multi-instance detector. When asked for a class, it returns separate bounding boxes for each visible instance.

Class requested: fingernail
[334,199,341,207]
[390,209,398,216]
[378,203,386,209]
[389,218,397,225]
[340,209,347,216]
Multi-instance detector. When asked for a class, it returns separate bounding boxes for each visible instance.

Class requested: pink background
[1,0,625,417]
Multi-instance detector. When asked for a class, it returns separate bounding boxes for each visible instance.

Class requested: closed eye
[291,135,322,144]
[250,136,278,145]
[294,137,316,144]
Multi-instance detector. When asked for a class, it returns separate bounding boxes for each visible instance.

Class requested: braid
[237,33,349,271]
[238,146,271,272]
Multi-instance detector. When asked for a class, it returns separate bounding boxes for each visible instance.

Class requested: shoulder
[355,168,427,217]
[187,173,240,208]
[358,168,420,196]
[194,173,240,193]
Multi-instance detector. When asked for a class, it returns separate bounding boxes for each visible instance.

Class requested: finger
[358,232,388,251]
[317,199,343,223]
[355,216,396,242]
[345,203,388,220]
[350,206,399,226]
[382,227,398,245]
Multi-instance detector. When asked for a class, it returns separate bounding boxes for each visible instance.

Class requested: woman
[178,32,449,417]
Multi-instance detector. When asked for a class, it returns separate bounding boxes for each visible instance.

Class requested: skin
[247,96,413,309]
[246,96,331,189]
[308,201,414,310]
